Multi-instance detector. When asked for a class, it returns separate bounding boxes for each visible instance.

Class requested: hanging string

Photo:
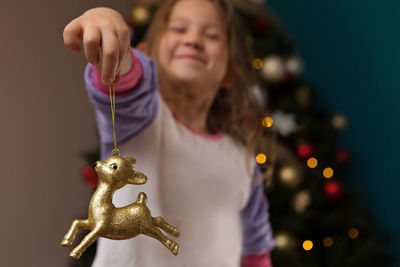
[109,82,119,156]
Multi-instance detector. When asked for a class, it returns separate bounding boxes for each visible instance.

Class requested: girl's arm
[85,49,159,160]
[63,8,158,159]
[241,166,275,267]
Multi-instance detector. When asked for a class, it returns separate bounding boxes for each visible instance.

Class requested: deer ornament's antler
[61,155,180,259]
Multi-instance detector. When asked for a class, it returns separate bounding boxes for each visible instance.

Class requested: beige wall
[0,1,131,266]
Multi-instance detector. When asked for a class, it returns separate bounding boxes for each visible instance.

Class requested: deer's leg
[152,216,180,237]
[61,219,89,247]
[136,192,147,204]
[70,226,100,260]
[142,225,179,255]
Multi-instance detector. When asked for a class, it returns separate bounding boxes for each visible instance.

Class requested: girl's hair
[144,0,272,167]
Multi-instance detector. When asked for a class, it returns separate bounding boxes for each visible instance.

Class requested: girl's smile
[174,54,207,64]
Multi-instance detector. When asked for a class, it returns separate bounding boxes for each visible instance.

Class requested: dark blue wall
[268,0,400,256]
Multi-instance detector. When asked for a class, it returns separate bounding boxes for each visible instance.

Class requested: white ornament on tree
[250,84,267,108]
[272,111,297,136]
[331,113,348,130]
[261,55,285,82]
[132,5,151,24]
[286,56,303,76]
[292,190,311,213]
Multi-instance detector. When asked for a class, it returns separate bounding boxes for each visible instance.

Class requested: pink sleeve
[241,251,273,267]
[92,48,143,95]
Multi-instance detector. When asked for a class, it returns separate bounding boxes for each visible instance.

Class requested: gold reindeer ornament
[61,155,180,259]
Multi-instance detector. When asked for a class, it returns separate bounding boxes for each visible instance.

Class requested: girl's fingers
[63,19,83,53]
[100,29,119,84]
[64,9,130,84]
[116,26,131,76]
[83,25,101,65]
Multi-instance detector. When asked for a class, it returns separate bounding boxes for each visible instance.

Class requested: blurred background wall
[268,0,400,256]
[0,1,131,266]
[0,0,398,266]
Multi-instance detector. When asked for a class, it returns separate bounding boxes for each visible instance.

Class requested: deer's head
[95,156,147,189]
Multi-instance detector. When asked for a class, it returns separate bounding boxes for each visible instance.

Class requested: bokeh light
[132,6,150,24]
[252,58,263,70]
[323,167,334,179]
[323,237,334,247]
[262,116,274,128]
[256,153,267,164]
[348,228,359,239]
[303,240,313,251]
[307,157,318,168]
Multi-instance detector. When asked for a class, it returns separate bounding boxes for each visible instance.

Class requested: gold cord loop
[109,82,119,156]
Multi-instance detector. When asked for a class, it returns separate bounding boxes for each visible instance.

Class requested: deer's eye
[111,164,118,170]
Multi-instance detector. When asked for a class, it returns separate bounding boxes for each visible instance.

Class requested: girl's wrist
[92,48,143,95]
[119,48,134,76]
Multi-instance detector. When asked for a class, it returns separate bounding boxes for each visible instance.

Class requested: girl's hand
[63,7,132,85]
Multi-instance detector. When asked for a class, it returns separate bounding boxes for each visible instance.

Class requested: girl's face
[157,0,229,92]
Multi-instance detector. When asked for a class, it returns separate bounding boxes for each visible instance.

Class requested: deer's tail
[136,192,147,204]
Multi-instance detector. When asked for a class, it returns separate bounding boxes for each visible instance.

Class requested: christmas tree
[235,1,393,266]
[72,1,393,266]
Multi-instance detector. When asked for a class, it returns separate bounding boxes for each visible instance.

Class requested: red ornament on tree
[283,72,293,84]
[336,148,350,163]
[253,19,269,34]
[297,144,313,159]
[81,165,98,188]
[324,181,342,201]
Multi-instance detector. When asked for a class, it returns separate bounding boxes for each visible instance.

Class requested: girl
[63,0,274,266]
